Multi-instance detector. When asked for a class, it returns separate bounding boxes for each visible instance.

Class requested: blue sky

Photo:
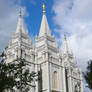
[0,0,92,91]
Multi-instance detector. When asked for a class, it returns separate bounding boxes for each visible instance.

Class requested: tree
[0,52,16,92]
[12,58,37,92]
[0,51,41,92]
[84,60,92,90]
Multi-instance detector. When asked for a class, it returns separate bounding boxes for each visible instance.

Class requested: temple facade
[5,3,83,92]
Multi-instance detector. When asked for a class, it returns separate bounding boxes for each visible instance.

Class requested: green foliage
[0,63,15,92]
[0,51,41,92]
[12,58,36,92]
[84,60,92,89]
[0,52,16,92]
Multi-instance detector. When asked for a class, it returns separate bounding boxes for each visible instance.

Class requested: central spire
[39,3,51,37]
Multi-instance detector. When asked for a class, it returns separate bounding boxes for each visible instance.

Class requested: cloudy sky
[0,0,92,91]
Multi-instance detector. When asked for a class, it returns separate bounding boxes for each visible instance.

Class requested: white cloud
[0,0,28,52]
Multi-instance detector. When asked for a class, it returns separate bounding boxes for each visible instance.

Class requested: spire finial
[19,8,22,17]
[43,2,46,13]
[64,33,67,40]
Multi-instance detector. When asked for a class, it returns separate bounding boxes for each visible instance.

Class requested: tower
[35,3,66,92]
[5,10,35,91]
[6,10,35,63]
[61,35,83,92]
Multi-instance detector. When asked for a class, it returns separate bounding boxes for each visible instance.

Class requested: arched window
[54,71,58,89]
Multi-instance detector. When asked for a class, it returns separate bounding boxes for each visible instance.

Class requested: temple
[5,3,83,92]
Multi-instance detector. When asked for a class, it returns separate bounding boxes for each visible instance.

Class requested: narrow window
[54,71,58,89]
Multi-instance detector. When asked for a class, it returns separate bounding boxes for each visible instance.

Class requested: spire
[39,3,51,37]
[16,9,25,33]
[62,35,77,66]
[62,34,70,55]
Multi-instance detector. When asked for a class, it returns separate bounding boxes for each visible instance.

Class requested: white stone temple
[5,3,83,92]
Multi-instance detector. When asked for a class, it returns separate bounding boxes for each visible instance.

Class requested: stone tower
[61,35,83,92]
[5,10,35,92]
[35,3,62,92]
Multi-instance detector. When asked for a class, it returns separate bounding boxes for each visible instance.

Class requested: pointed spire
[16,9,25,33]
[39,3,51,37]
[62,34,70,55]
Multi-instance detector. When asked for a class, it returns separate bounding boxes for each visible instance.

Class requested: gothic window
[53,71,58,89]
